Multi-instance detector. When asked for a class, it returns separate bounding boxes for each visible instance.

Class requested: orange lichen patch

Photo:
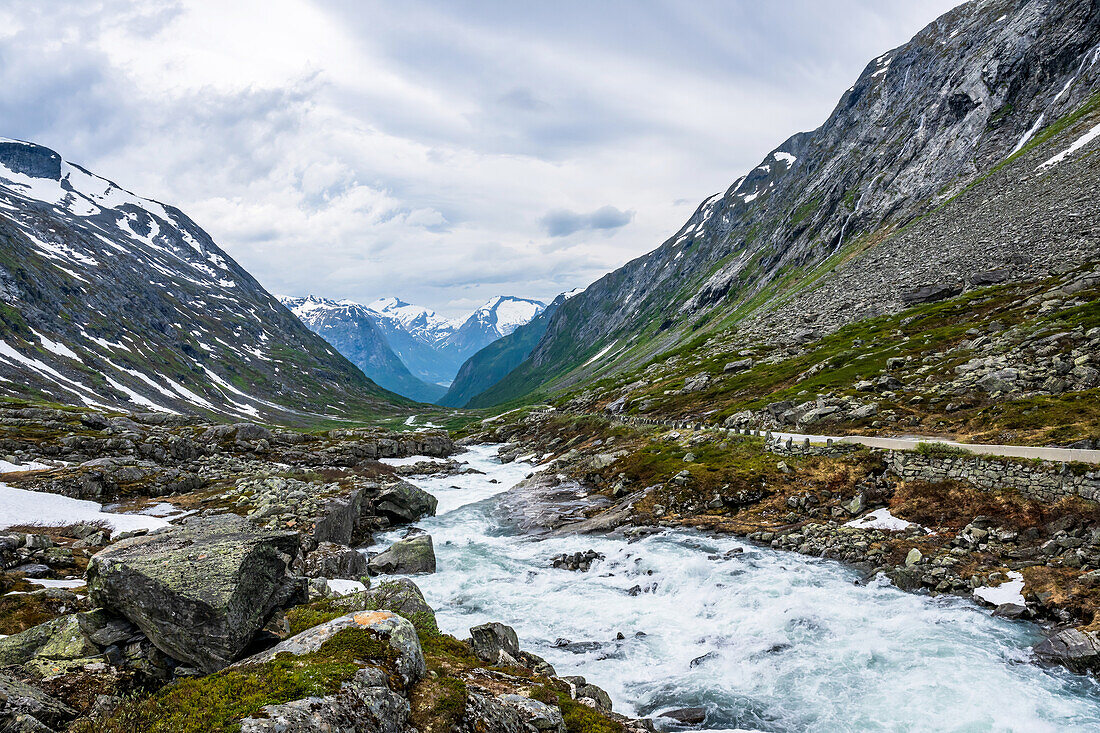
[353,611,395,626]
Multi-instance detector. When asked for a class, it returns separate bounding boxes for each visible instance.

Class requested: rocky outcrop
[86,514,306,672]
[0,673,76,733]
[239,610,426,689]
[367,535,437,575]
[240,666,410,733]
[1033,628,1100,673]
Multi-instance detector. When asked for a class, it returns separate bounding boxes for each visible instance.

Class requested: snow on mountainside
[441,296,546,371]
[0,138,408,422]
[367,297,457,346]
[467,296,546,338]
[280,296,446,403]
[289,294,543,390]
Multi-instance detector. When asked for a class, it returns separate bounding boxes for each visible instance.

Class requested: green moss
[80,628,395,733]
[532,686,623,733]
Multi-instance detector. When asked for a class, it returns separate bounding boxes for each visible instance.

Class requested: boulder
[1033,628,1100,673]
[661,707,707,725]
[977,368,1019,394]
[470,622,521,666]
[86,514,305,673]
[0,614,101,676]
[900,283,962,305]
[797,406,839,426]
[302,542,369,580]
[498,694,566,733]
[371,480,438,525]
[239,610,425,689]
[368,535,436,575]
[358,578,435,618]
[0,673,76,733]
[723,358,753,373]
[563,675,613,712]
[240,666,408,733]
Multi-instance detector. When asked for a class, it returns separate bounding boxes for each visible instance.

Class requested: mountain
[466,0,1100,408]
[363,297,459,386]
[439,295,561,408]
[442,296,546,366]
[280,296,446,403]
[0,137,410,422]
[318,294,546,390]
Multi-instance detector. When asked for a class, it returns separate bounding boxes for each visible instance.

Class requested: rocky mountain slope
[0,138,410,423]
[441,295,545,370]
[440,295,563,408]
[470,0,1100,407]
[281,296,446,403]
[365,296,459,387]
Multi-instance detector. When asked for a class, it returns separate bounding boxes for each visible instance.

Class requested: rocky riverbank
[469,407,1100,675]
[0,399,652,733]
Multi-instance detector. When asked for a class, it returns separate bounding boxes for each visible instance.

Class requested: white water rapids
[378,445,1100,732]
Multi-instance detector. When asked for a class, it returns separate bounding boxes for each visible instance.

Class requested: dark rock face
[468,0,1100,406]
[1033,628,1100,673]
[367,535,436,575]
[661,707,707,725]
[369,480,439,524]
[86,514,306,672]
[899,283,964,305]
[0,140,407,423]
[0,672,76,733]
[470,622,521,666]
[302,541,369,580]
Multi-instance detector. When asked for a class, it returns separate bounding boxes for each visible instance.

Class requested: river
[378,445,1100,732]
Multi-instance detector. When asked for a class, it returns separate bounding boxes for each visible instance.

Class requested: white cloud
[0,0,959,318]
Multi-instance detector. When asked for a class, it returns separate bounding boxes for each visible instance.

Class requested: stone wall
[886,450,1100,502]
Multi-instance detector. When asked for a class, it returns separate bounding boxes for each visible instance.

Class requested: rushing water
[378,446,1100,732]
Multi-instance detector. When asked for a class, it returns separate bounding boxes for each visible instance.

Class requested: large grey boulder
[302,541,369,580]
[240,666,408,733]
[470,622,521,666]
[239,610,425,689]
[86,514,305,673]
[1033,628,1100,673]
[0,673,76,733]
[368,535,436,575]
[370,480,438,524]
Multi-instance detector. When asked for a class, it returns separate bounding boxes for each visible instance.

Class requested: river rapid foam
[378,445,1100,732]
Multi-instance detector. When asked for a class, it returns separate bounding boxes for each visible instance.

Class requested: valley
[0,0,1099,731]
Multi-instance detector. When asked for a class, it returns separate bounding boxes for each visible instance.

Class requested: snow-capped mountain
[367,297,458,347]
[280,296,446,403]
[283,293,546,393]
[0,137,408,421]
[442,296,546,365]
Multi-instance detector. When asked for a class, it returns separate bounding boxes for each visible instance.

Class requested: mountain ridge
[465,0,1100,408]
[0,137,410,423]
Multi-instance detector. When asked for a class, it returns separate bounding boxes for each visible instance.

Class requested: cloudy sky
[0,0,959,318]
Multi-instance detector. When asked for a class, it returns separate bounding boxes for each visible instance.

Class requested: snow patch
[845,508,923,533]
[0,482,168,533]
[1038,121,1100,169]
[973,571,1026,607]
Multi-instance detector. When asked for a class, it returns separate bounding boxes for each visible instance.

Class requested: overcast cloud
[0,0,959,317]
